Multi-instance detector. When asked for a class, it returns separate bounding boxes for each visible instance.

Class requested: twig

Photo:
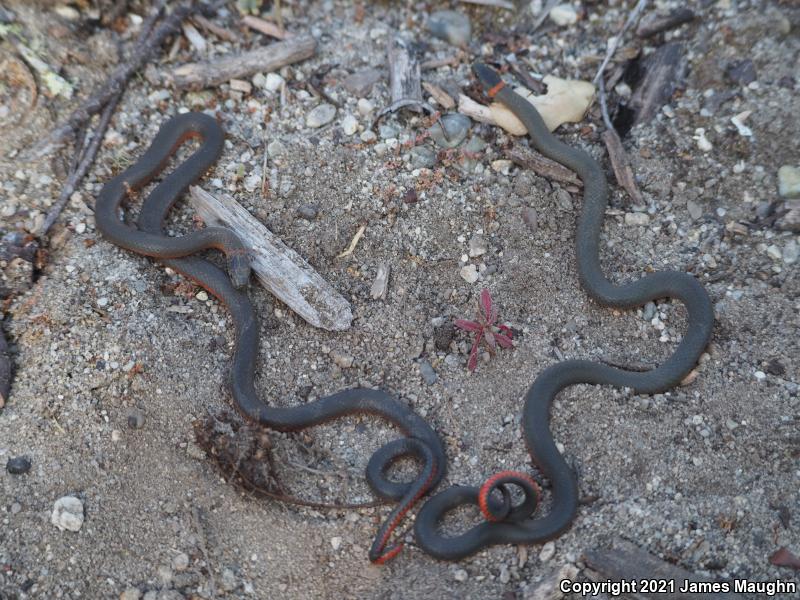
[531,0,559,34]
[459,0,515,9]
[242,14,290,40]
[169,34,316,89]
[192,15,238,43]
[506,145,583,188]
[188,186,352,331]
[31,0,197,157]
[598,78,644,206]
[592,0,649,85]
[0,325,10,408]
[191,507,218,599]
[636,8,695,38]
[40,91,122,237]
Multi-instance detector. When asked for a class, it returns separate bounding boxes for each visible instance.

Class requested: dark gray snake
[412,64,713,559]
[95,62,713,562]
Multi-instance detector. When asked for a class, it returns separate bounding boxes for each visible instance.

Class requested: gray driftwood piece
[629,42,684,127]
[169,35,316,89]
[388,36,422,107]
[583,539,744,600]
[188,186,352,331]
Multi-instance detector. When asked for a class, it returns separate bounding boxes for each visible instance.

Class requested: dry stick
[31,0,196,157]
[506,145,583,188]
[41,91,122,236]
[592,0,649,85]
[0,326,11,408]
[169,34,316,89]
[594,0,648,207]
[598,78,644,207]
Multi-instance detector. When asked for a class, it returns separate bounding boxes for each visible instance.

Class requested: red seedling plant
[454,288,514,371]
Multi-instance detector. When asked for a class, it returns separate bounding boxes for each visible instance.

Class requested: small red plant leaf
[455,319,482,333]
[479,288,496,323]
[769,547,800,570]
[495,332,514,349]
[498,324,513,338]
[467,333,482,371]
[484,330,496,350]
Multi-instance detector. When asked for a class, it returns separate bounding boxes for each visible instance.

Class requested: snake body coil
[413,64,713,560]
[96,61,713,563]
[95,112,446,564]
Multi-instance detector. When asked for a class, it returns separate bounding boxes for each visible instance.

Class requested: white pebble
[357,98,374,117]
[330,536,342,550]
[624,212,650,226]
[754,370,766,381]
[306,103,336,129]
[51,496,84,532]
[459,264,479,283]
[196,291,209,302]
[264,72,285,92]
[341,114,358,136]
[549,4,578,26]
[539,541,556,562]
[454,568,468,582]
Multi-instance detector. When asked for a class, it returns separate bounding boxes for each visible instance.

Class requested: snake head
[472,63,503,93]
[228,250,252,289]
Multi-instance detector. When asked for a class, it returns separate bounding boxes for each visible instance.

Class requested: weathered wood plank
[188,186,352,331]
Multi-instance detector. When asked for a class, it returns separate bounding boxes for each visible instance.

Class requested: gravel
[1,1,798,598]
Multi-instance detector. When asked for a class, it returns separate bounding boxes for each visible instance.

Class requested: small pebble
[783,239,798,265]
[521,207,538,232]
[765,245,782,261]
[468,234,488,257]
[419,360,438,385]
[331,536,342,550]
[778,166,800,199]
[491,159,512,175]
[264,73,284,92]
[453,568,469,582]
[370,262,390,300]
[196,290,208,302]
[220,568,238,592]
[51,495,84,532]
[341,114,358,136]
[331,351,354,368]
[624,212,650,226]
[754,370,766,381]
[549,4,578,26]
[426,11,472,46]
[97,297,109,307]
[120,587,142,600]
[499,565,511,584]
[360,130,377,143]
[268,140,286,158]
[460,264,479,283]
[642,301,657,321]
[343,69,381,97]
[357,98,374,117]
[410,146,436,169]
[6,455,32,475]
[687,200,703,221]
[428,114,470,149]
[306,104,336,128]
[127,408,145,429]
[539,541,556,562]
[172,552,190,572]
[297,204,319,220]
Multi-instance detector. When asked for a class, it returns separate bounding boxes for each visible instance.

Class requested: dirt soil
[1,0,798,599]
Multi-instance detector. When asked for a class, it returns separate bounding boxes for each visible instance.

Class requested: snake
[94,111,447,564]
[412,64,714,560]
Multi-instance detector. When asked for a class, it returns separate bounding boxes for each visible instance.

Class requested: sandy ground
[1,0,798,598]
